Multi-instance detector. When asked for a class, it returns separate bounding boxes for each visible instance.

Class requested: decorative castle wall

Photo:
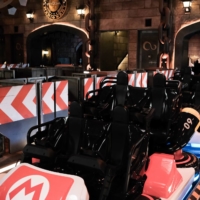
[1,0,200,69]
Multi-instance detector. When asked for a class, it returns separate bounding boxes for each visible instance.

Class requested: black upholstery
[22,101,85,169]
[106,71,128,107]
[22,117,67,168]
[83,86,114,120]
[194,83,200,106]
[83,71,129,119]
[116,71,128,85]
[66,106,132,199]
[151,73,166,120]
[109,106,129,165]
[65,101,84,155]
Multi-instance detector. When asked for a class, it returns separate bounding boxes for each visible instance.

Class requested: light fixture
[43,50,49,55]
[76,6,85,19]
[181,0,192,14]
[26,11,34,22]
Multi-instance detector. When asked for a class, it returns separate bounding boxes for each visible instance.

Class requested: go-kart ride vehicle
[0,163,89,200]
[1,105,200,200]
[171,67,200,158]
[17,71,200,200]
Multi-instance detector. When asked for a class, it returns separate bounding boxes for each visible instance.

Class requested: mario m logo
[6,175,49,200]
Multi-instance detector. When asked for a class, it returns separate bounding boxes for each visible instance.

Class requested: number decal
[184,118,192,129]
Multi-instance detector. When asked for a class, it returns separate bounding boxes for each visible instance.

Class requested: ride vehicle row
[0,69,200,200]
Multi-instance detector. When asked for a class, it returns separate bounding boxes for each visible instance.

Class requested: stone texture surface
[1,0,200,69]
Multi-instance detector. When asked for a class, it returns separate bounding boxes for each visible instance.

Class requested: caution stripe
[128,74,135,86]
[0,85,36,124]
[141,72,148,88]
[168,69,174,79]
[55,81,68,111]
[42,82,54,114]
[84,78,94,99]
[96,77,105,90]
[135,73,142,87]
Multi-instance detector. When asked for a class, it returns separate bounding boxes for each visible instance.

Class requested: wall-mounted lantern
[181,0,192,14]
[42,50,49,55]
[76,6,85,19]
[26,11,34,23]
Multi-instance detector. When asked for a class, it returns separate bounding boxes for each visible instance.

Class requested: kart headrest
[117,71,128,85]
[153,73,166,88]
[69,101,83,118]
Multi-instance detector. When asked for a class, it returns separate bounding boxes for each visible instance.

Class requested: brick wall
[1,0,200,70]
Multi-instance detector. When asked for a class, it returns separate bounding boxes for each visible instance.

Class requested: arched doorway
[26,23,89,69]
[174,21,200,69]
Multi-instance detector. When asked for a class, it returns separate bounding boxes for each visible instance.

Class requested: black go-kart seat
[83,71,129,121]
[146,73,181,151]
[22,117,67,169]
[113,71,129,106]
[65,105,149,200]
[83,86,114,121]
[22,101,84,169]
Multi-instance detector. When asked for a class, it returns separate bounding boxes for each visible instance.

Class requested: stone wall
[0,0,87,63]
[1,0,200,69]
[99,0,160,70]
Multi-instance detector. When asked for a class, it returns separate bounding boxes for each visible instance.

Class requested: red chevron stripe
[136,73,141,87]
[141,73,147,87]
[11,85,35,118]
[33,96,36,104]
[84,78,93,98]
[128,74,135,86]
[42,82,53,114]
[0,110,12,124]
[0,87,11,103]
[96,77,105,89]
[0,87,13,124]
[56,81,68,110]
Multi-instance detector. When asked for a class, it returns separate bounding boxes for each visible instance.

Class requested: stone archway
[26,23,89,69]
[174,21,200,69]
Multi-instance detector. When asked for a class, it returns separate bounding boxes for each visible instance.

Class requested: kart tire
[175,151,199,172]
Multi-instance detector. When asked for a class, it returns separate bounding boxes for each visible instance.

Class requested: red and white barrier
[0,63,27,69]
[168,70,174,79]
[84,77,94,99]
[135,73,142,87]
[42,82,55,115]
[135,73,148,88]
[55,81,68,111]
[0,64,6,69]
[96,76,116,89]
[96,77,105,90]
[128,74,135,86]
[0,84,36,125]
[141,72,148,87]
[7,64,20,69]
[153,70,175,80]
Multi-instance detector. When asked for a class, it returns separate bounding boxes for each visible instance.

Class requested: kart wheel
[175,151,199,173]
